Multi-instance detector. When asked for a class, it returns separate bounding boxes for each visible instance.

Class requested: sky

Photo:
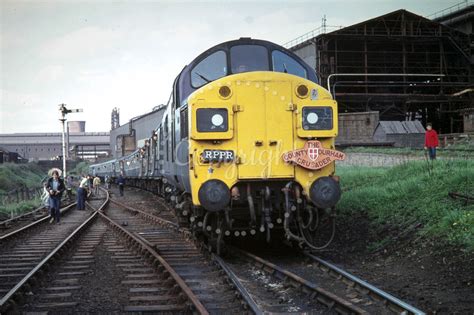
[0,0,461,134]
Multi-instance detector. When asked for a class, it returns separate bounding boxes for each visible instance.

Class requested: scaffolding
[291,9,473,134]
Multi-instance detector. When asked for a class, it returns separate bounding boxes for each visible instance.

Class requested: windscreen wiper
[195,72,211,83]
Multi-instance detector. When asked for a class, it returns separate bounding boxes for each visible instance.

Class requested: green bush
[0,163,44,194]
[0,197,43,218]
[69,161,90,176]
[337,160,474,250]
[0,163,47,217]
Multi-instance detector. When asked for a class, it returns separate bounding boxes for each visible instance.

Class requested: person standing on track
[77,174,88,210]
[117,173,125,197]
[424,123,439,160]
[93,176,101,196]
[105,175,111,190]
[88,175,94,190]
[46,170,65,224]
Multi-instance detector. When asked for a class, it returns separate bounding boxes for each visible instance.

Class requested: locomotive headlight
[211,114,224,127]
[197,108,228,132]
[306,112,319,124]
[303,106,333,130]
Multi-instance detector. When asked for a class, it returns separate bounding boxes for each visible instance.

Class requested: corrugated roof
[401,120,425,133]
[377,121,425,134]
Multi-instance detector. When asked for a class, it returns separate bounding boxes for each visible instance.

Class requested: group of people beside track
[44,172,126,224]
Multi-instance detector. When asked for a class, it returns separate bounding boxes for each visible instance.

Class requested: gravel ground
[228,243,394,314]
[224,252,336,314]
[108,185,177,222]
[20,220,130,313]
[20,217,185,313]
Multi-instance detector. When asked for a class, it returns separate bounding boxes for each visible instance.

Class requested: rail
[305,252,426,315]
[99,199,209,315]
[108,198,180,229]
[212,253,262,315]
[235,248,368,314]
[0,205,46,228]
[0,187,43,207]
[0,202,76,241]
[0,194,107,313]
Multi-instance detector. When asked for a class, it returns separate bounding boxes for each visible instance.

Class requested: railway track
[2,188,252,314]
[0,197,102,313]
[0,205,47,231]
[3,184,425,314]
[102,197,250,313]
[117,186,427,314]
[304,252,425,314]
[224,246,425,314]
[3,190,218,314]
[0,201,76,241]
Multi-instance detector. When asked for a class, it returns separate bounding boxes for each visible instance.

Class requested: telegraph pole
[59,104,83,179]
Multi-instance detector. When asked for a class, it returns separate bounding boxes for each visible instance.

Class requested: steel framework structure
[292,9,473,134]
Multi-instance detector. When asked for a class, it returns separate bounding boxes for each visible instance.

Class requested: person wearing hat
[46,170,65,223]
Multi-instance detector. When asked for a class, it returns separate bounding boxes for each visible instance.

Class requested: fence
[0,186,44,206]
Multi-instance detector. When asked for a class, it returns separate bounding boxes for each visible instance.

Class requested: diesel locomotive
[91,38,345,252]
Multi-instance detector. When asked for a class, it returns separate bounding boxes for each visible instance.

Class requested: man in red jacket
[424,123,439,160]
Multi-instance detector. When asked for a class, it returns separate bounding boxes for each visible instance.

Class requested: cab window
[191,50,227,88]
[272,50,307,79]
[230,45,269,74]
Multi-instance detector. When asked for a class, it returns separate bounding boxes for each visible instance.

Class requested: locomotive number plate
[201,150,234,163]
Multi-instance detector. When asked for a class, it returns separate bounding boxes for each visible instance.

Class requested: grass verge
[341,139,474,158]
[337,159,474,251]
[0,197,43,219]
[0,163,45,194]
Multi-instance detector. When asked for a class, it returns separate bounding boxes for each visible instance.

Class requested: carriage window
[191,50,227,88]
[272,50,307,79]
[231,45,269,74]
[180,109,188,139]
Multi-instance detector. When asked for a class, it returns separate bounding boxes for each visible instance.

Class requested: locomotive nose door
[235,80,294,179]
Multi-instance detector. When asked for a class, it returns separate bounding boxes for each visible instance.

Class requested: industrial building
[0,121,110,161]
[288,4,473,139]
[0,147,23,164]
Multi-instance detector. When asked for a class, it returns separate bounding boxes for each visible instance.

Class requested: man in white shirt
[77,174,88,210]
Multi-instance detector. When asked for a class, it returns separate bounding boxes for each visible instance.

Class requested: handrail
[283,0,472,49]
[427,0,471,19]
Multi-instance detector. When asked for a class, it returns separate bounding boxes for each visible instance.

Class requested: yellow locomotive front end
[188,72,345,249]
[188,71,343,213]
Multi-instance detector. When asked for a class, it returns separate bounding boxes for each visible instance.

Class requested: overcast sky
[0,0,458,134]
